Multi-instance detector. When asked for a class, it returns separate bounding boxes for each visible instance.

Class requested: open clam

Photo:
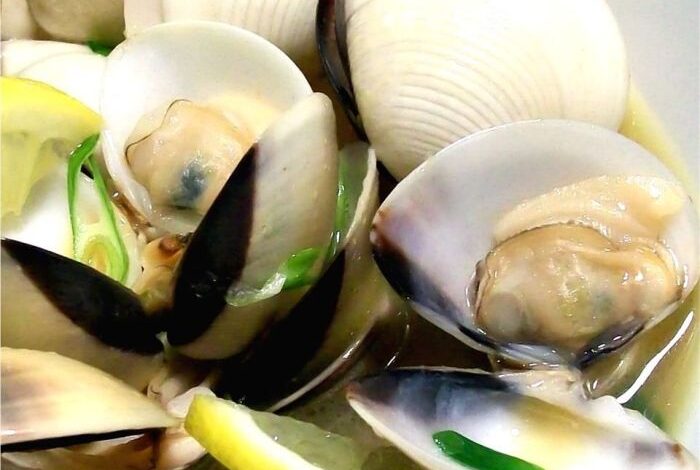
[371,120,698,366]
[347,367,697,469]
[1,240,163,389]
[319,0,630,179]
[100,21,340,359]
[217,144,402,410]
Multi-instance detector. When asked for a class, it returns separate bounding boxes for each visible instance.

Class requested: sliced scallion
[433,430,545,470]
[67,134,129,283]
[87,40,114,56]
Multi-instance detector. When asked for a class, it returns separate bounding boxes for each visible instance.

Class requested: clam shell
[124,0,319,73]
[1,348,176,451]
[1,239,162,390]
[168,93,339,359]
[347,368,697,470]
[217,144,402,409]
[100,21,313,226]
[343,0,629,179]
[1,41,105,111]
[371,120,698,365]
[1,435,154,470]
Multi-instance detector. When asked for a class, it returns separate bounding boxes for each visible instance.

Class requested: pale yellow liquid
[586,83,699,441]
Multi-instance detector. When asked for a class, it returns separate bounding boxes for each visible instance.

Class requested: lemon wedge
[1,77,102,218]
[185,395,367,470]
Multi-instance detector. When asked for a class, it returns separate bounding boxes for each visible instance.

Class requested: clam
[1,239,162,389]
[218,144,402,410]
[100,22,339,359]
[2,40,107,111]
[101,21,319,234]
[124,0,320,74]
[0,348,176,451]
[371,120,698,366]
[319,0,630,178]
[347,367,697,469]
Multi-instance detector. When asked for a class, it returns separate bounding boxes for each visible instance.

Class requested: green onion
[226,145,368,307]
[433,430,545,470]
[327,146,366,260]
[67,134,129,283]
[87,40,114,56]
[280,247,323,290]
[225,247,322,307]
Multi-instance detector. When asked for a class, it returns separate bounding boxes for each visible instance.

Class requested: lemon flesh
[185,395,366,470]
[1,77,102,218]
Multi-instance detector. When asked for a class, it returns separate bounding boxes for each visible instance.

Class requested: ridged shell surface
[345,0,629,178]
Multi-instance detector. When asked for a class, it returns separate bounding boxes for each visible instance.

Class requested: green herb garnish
[87,40,114,56]
[280,247,323,290]
[327,144,367,260]
[67,134,130,283]
[225,247,322,306]
[433,430,545,470]
[225,145,368,307]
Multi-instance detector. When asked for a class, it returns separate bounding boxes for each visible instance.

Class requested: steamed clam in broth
[473,176,687,354]
[346,368,697,470]
[99,21,344,360]
[100,21,314,237]
[122,0,359,144]
[372,120,698,366]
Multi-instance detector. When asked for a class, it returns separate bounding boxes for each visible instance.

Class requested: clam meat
[372,120,698,365]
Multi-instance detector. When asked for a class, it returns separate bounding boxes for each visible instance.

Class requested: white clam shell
[345,0,630,179]
[1,40,90,73]
[347,368,698,470]
[100,21,313,225]
[0,348,175,447]
[372,120,698,364]
[1,244,162,390]
[124,0,319,72]
[174,92,339,359]
[1,40,105,111]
